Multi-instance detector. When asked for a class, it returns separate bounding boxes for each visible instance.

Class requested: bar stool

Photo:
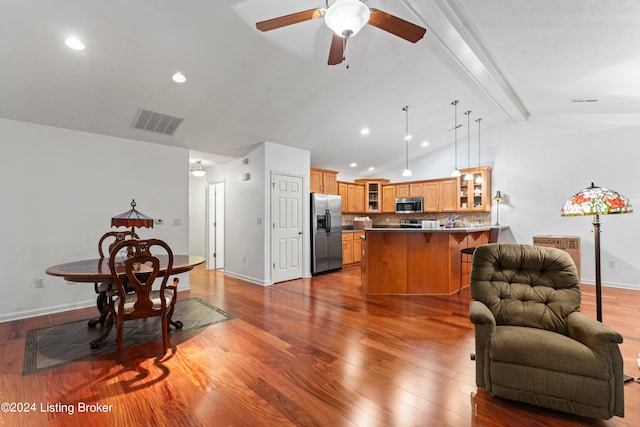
[459,227,501,294]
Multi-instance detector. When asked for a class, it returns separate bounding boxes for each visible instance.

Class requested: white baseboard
[223,270,272,286]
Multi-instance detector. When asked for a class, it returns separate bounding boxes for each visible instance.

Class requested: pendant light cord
[404,106,409,169]
[465,110,472,171]
[452,100,459,170]
[476,118,482,167]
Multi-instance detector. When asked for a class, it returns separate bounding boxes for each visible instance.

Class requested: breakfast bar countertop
[364,226,496,233]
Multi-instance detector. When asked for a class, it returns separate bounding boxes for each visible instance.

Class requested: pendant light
[451,100,461,177]
[402,105,412,177]
[475,118,484,184]
[464,110,473,181]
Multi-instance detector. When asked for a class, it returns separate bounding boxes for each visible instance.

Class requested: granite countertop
[363,225,505,233]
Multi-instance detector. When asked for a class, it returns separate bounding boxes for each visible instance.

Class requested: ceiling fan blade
[328,33,345,65]
[256,9,324,32]
[368,9,427,43]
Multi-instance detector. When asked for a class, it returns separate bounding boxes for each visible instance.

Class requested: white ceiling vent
[132,108,184,135]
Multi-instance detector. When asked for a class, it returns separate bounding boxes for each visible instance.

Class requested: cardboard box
[533,235,581,279]
[353,218,372,230]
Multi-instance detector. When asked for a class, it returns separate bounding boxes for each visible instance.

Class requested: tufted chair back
[470,243,580,335]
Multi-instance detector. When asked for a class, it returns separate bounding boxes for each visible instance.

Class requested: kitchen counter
[364,226,493,233]
[361,227,509,295]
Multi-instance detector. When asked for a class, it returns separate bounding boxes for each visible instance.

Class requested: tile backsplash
[343,212,491,227]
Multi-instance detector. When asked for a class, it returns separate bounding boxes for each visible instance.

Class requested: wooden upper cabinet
[338,181,366,213]
[356,179,389,213]
[409,183,424,199]
[421,179,457,212]
[355,184,365,213]
[338,182,348,212]
[382,185,396,213]
[456,166,492,212]
[311,168,338,194]
[423,182,439,211]
[439,178,458,212]
[395,184,409,198]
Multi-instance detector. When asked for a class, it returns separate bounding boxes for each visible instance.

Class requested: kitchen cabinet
[338,181,365,213]
[342,231,365,265]
[382,185,396,213]
[356,179,389,213]
[439,179,458,212]
[342,233,354,265]
[355,184,365,212]
[353,231,364,263]
[396,184,410,198]
[456,166,492,212]
[311,168,338,194]
[338,182,348,212]
[409,183,424,198]
[421,179,457,212]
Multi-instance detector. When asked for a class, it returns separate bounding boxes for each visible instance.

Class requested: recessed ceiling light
[368,167,375,171]
[360,128,370,136]
[172,72,187,83]
[421,141,429,147]
[64,36,85,51]
[350,162,357,168]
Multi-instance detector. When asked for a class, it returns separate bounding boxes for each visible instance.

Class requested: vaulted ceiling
[2,1,639,175]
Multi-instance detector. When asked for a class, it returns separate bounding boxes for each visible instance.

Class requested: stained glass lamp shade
[561,184,632,216]
[561,183,632,322]
[111,199,154,233]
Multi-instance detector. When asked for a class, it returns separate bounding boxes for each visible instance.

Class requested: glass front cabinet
[457,166,492,212]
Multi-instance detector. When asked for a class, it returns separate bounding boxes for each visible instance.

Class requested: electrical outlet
[609,260,616,268]
[35,278,44,288]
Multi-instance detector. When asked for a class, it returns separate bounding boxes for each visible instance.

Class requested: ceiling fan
[256,0,427,65]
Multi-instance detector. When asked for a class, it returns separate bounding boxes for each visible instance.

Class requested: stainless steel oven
[395,197,424,214]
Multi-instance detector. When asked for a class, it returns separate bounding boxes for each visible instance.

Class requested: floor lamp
[561,183,634,383]
[561,183,632,322]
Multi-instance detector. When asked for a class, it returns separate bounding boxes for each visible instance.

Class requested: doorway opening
[207,182,225,270]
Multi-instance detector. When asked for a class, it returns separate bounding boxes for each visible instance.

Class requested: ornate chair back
[107,238,177,363]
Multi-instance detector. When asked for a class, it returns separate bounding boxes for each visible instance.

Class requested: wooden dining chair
[93,231,139,314]
[107,238,179,363]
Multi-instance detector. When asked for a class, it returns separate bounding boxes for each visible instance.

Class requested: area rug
[23,297,233,375]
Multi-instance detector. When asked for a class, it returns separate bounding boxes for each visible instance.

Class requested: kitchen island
[361,226,509,295]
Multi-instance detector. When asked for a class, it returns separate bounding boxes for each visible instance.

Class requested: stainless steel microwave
[395,197,424,214]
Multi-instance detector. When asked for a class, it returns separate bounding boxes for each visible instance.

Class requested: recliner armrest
[567,312,623,353]
[470,300,496,328]
[469,299,496,389]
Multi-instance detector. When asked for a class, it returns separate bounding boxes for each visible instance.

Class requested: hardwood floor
[1,264,639,426]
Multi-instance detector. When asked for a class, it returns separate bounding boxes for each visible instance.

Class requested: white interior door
[272,172,303,283]
[207,182,225,270]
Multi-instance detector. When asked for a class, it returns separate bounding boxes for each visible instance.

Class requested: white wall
[200,141,310,285]
[376,114,640,290]
[264,141,312,279]
[0,118,191,322]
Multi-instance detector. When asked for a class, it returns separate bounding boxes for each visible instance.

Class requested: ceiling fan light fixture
[325,0,370,38]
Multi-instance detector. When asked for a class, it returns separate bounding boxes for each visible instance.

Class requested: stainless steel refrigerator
[311,193,342,275]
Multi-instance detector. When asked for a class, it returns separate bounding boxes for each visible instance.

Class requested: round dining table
[46,254,205,348]
[46,254,205,282]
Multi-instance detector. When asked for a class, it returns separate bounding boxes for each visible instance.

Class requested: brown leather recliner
[469,243,624,419]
